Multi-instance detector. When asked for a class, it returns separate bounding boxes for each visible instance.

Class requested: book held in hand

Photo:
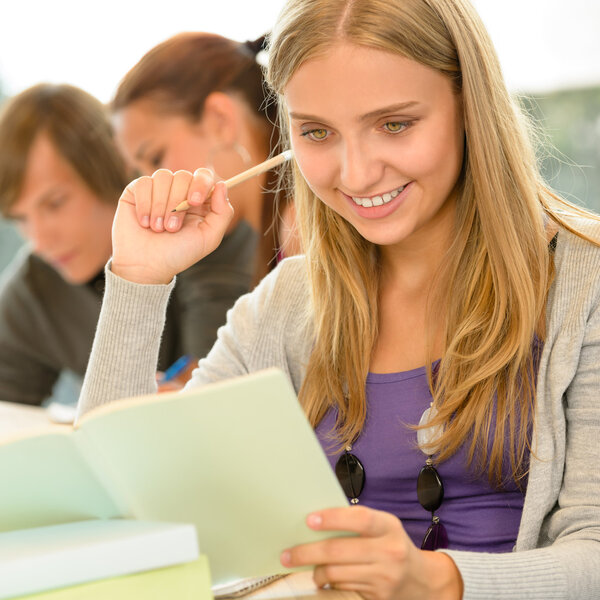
[0,369,349,589]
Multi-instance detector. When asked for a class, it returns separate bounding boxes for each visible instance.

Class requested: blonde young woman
[77,0,600,598]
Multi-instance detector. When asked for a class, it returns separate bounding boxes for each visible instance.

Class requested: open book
[0,368,349,587]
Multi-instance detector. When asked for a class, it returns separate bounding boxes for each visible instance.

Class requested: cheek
[66,211,93,241]
[72,200,113,240]
[409,125,464,187]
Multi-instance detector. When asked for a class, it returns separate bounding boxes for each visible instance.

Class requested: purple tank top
[315,366,529,553]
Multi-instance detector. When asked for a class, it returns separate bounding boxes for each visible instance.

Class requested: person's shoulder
[555,214,600,262]
[233,254,309,317]
[560,213,600,238]
[218,254,311,352]
[0,248,43,317]
[0,246,43,292]
[259,254,308,294]
[272,253,308,276]
[551,215,600,308]
[0,247,72,307]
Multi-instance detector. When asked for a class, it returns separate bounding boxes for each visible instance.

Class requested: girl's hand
[280,506,463,600]
[111,168,233,284]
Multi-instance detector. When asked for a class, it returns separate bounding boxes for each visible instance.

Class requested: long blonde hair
[267,0,596,485]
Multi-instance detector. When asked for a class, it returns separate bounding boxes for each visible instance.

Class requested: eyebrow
[289,101,421,123]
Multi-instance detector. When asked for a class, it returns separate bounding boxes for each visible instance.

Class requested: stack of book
[0,519,208,599]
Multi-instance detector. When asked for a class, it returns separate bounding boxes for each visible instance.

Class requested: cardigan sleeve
[76,262,175,419]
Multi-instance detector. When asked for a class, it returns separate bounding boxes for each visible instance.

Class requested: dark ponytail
[112,32,272,124]
[243,34,268,56]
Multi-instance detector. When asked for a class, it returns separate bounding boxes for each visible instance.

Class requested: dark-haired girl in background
[111,32,300,294]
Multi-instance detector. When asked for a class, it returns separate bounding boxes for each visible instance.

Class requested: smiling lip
[350,184,408,207]
[341,182,412,219]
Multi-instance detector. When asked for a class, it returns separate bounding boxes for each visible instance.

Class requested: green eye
[300,127,331,142]
[311,128,328,139]
[384,121,405,132]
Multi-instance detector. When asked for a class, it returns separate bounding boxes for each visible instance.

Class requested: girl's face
[113,99,214,176]
[9,133,115,284]
[285,42,464,251]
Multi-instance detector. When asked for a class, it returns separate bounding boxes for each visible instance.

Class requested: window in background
[521,86,600,212]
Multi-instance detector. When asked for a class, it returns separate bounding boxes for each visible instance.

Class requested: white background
[0,0,599,102]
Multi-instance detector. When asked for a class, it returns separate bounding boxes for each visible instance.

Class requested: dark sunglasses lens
[335,453,365,500]
[421,518,449,551]
[417,464,444,512]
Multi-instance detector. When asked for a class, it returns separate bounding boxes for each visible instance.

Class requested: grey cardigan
[78,218,600,600]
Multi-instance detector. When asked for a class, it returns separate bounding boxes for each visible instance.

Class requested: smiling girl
[77,1,600,598]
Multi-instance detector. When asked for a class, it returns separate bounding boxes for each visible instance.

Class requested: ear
[198,91,240,147]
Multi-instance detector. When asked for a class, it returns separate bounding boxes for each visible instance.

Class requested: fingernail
[280,551,291,566]
[155,216,164,231]
[141,215,150,228]
[307,514,322,528]
[190,192,201,205]
[167,216,179,230]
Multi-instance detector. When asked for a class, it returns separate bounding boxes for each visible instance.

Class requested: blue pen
[161,355,195,382]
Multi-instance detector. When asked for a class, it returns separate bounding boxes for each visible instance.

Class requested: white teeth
[351,184,406,207]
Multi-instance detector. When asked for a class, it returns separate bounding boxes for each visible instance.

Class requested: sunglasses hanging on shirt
[417,402,448,550]
[333,401,448,550]
[335,445,365,504]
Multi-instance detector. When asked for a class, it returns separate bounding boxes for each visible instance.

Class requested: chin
[352,223,414,247]
[59,272,86,285]
[57,266,95,285]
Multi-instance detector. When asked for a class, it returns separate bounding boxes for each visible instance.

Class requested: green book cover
[16,555,211,600]
[0,520,200,599]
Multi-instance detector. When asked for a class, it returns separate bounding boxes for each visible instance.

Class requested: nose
[339,138,384,195]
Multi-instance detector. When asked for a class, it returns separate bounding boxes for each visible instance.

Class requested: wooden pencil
[171,149,293,213]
